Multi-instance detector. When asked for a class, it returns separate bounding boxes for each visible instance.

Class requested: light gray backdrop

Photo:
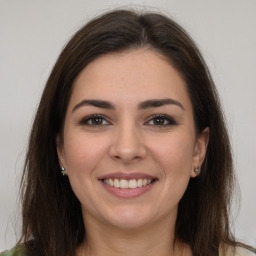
[0,0,255,250]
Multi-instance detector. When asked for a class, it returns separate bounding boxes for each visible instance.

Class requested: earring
[61,166,67,176]
[194,167,200,175]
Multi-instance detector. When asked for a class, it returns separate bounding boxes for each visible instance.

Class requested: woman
[1,9,255,256]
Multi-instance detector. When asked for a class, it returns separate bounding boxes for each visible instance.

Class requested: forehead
[70,48,191,109]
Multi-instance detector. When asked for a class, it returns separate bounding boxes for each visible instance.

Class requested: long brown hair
[18,9,253,256]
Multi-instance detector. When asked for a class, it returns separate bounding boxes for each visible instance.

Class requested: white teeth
[113,179,120,188]
[128,179,137,189]
[120,179,129,189]
[103,178,154,189]
[109,178,114,186]
[137,178,142,187]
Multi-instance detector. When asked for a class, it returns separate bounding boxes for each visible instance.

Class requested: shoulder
[0,247,26,256]
[223,246,256,256]
[235,247,256,256]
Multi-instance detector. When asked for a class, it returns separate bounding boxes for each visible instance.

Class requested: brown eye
[152,117,167,125]
[79,115,110,126]
[146,114,178,127]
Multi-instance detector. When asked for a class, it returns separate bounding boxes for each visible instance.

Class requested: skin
[57,48,209,256]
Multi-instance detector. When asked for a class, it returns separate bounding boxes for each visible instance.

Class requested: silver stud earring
[61,166,67,176]
[194,167,200,175]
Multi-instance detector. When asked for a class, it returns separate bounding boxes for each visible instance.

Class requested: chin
[103,206,154,230]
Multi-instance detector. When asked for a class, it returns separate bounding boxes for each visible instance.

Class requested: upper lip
[98,172,157,180]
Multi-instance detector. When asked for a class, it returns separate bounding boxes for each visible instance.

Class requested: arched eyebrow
[72,98,184,112]
[138,99,184,110]
[72,100,114,112]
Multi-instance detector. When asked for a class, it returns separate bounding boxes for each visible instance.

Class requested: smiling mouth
[101,178,157,189]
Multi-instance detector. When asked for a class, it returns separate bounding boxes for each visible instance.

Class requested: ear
[56,135,66,169]
[191,127,209,177]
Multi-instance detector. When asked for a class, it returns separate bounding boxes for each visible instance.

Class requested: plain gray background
[0,0,255,250]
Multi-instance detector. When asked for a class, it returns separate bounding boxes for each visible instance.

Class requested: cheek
[147,131,194,197]
[151,133,194,171]
[144,132,195,214]
[63,132,110,210]
[63,130,109,174]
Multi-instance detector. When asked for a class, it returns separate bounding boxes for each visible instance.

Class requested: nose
[109,123,147,164]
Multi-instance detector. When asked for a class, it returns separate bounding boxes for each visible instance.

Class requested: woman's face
[57,49,208,230]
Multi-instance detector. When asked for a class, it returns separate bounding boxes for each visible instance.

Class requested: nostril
[108,132,147,162]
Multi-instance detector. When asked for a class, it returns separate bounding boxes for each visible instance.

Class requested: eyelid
[78,113,178,127]
[144,114,178,126]
[79,114,111,126]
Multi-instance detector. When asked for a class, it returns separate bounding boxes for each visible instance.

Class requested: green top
[0,247,25,256]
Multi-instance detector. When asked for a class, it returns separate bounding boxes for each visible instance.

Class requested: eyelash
[79,114,110,126]
[79,114,178,127]
[145,114,178,127]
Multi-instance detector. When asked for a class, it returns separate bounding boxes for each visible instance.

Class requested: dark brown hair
[18,9,252,256]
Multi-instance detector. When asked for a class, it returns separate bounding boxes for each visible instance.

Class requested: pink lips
[98,172,156,180]
[98,172,158,198]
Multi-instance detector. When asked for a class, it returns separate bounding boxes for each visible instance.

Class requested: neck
[77,211,188,256]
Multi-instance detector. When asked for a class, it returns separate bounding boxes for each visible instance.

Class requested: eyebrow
[72,98,184,112]
[138,99,184,110]
[72,100,114,112]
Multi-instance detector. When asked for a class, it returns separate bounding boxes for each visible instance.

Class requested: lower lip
[100,181,156,198]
